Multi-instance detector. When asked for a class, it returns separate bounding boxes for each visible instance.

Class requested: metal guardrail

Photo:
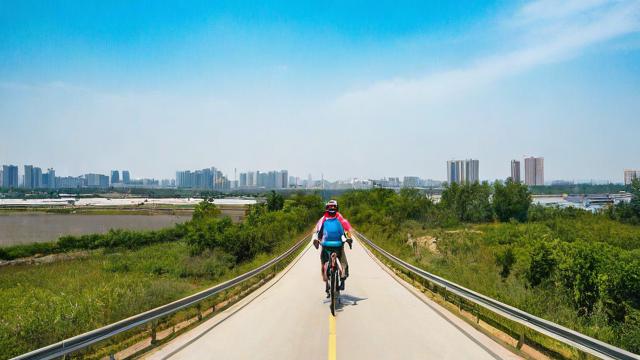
[355,231,639,360]
[12,235,310,360]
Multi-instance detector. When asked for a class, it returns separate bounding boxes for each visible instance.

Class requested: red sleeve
[336,213,352,232]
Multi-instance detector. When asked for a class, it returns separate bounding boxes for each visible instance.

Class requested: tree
[441,181,494,222]
[493,179,532,222]
[392,188,433,222]
[630,178,640,217]
[192,200,221,221]
[266,191,284,211]
[608,178,640,224]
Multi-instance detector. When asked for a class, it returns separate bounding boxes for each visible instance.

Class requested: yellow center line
[328,315,337,360]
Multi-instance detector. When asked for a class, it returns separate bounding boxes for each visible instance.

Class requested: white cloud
[333,0,640,112]
[517,0,615,24]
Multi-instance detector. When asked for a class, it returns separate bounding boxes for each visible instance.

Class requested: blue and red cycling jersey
[314,212,352,248]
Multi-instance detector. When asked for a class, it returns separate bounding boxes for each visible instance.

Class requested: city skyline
[1,1,639,181]
[0,159,635,187]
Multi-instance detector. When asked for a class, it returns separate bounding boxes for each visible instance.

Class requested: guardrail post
[150,321,158,345]
[516,328,525,350]
[109,353,116,360]
[475,304,480,324]
[197,303,203,321]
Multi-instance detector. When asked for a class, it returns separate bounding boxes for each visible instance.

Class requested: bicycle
[322,236,352,316]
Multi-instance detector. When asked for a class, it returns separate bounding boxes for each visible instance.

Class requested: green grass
[357,217,640,354]
[0,236,303,360]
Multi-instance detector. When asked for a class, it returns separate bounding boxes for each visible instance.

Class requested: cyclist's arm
[336,213,352,232]
[312,217,325,248]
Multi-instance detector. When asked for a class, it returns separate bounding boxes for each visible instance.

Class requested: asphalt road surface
[145,237,520,360]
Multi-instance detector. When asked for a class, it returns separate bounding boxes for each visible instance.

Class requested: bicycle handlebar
[315,235,353,249]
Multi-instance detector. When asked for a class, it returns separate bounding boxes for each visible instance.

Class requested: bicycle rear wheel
[330,267,337,316]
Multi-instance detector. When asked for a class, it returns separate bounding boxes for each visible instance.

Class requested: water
[0,197,256,207]
[0,214,191,246]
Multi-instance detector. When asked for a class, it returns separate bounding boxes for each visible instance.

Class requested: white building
[624,169,639,185]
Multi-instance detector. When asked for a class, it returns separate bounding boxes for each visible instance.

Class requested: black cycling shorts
[320,246,343,264]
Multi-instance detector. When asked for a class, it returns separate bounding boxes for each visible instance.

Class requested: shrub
[526,240,555,287]
[493,179,531,222]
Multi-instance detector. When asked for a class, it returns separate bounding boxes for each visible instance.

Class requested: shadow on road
[323,293,368,312]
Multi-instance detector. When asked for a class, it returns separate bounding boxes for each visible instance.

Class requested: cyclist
[312,200,353,296]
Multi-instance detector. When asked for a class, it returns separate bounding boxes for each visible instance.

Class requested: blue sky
[1,0,639,182]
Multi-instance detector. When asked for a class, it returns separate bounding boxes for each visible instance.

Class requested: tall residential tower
[524,157,544,186]
[446,159,479,184]
[510,160,521,183]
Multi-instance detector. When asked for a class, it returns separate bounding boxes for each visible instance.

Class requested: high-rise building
[524,157,544,186]
[46,168,55,188]
[213,167,230,190]
[258,172,268,188]
[2,165,19,188]
[32,167,42,188]
[111,170,120,184]
[122,170,130,184]
[239,173,248,187]
[85,173,109,188]
[42,173,50,188]
[56,176,84,188]
[281,170,288,189]
[403,176,420,188]
[446,159,479,184]
[23,165,33,188]
[289,176,297,188]
[624,169,640,185]
[176,170,191,188]
[21,165,43,188]
[176,167,229,190]
[510,160,521,183]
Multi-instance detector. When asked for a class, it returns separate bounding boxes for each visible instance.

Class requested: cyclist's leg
[339,246,349,279]
[320,249,328,282]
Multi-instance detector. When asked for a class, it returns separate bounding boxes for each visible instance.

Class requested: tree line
[0,192,324,264]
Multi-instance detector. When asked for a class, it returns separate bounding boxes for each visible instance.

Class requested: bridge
[144,236,515,360]
[13,233,638,360]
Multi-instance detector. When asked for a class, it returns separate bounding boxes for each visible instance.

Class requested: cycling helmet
[325,200,338,216]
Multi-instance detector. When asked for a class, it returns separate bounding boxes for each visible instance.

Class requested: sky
[1,0,639,182]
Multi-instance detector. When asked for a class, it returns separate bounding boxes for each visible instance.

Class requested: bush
[526,240,555,287]
[185,193,322,262]
[440,181,494,222]
[495,247,516,279]
[493,179,531,222]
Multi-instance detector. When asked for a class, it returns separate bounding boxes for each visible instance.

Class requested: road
[145,237,520,360]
